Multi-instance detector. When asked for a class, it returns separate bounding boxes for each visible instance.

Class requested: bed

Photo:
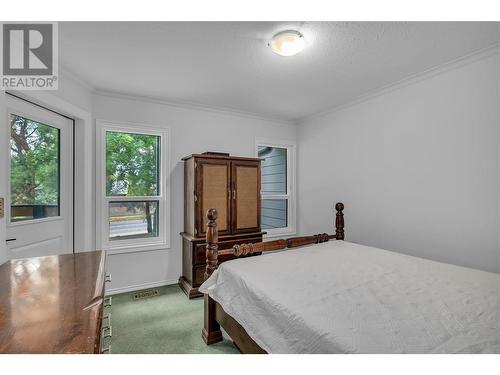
[199,203,500,354]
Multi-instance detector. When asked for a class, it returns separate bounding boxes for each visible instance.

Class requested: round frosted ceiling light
[269,30,305,56]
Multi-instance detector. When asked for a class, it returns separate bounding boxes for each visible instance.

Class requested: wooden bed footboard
[201,202,345,352]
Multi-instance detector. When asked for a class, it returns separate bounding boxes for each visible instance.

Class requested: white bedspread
[199,241,500,353]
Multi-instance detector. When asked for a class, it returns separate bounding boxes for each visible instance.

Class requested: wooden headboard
[204,202,345,281]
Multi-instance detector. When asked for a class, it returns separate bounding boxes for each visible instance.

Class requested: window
[10,114,60,222]
[108,201,159,240]
[97,121,170,252]
[256,140,295,237]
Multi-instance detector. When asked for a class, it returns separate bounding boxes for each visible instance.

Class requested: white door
[6,95,74,259]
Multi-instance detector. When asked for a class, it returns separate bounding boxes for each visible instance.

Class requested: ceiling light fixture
[269,30,305,57]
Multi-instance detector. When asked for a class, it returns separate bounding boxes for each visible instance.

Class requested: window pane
[261,199,288,230]
[258,146,287,195]
[109,201,159,240]
[10,114,60,222]
[106,131,160,196]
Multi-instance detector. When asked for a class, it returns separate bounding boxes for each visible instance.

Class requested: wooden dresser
[0,251,111,354]
[179,153,265,298]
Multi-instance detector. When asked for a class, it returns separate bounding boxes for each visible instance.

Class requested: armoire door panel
[232,161,261,233]
[197,159,231,235]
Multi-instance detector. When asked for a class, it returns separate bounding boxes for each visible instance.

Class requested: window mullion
[104,195,163,202]
[262,194,289,200]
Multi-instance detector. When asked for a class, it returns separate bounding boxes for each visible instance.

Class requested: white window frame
[96,120,171,254]
[255,138,296,239]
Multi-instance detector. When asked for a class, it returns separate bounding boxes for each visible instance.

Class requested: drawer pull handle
[102,313,112,329]
[104,296,112,307]
[102,326,112,338]
[101,344,111,354]
[105,274,112,283]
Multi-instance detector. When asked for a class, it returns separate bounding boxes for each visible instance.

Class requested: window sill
[104,241,171,255]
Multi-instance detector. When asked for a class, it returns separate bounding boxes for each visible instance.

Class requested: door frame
[1,90,94,254]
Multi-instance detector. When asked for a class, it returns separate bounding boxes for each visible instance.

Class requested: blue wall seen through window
[258,146,288,230]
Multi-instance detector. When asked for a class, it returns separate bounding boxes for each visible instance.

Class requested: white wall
[93,93,297,293]
[297,51,500,273]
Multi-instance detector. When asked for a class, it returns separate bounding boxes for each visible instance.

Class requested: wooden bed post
[204,208,219,281]
[202,208,223,345]
[335,202,344,240]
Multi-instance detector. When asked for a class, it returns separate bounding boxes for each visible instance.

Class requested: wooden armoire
[179,153,264,298]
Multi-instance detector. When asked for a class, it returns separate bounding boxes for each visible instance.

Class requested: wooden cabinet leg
[202,295,223,345]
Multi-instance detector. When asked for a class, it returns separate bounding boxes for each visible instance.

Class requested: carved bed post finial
[204,208,218,281]
[335,202,344,240]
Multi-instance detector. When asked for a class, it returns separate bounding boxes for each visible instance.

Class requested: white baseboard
[106,278,178,295]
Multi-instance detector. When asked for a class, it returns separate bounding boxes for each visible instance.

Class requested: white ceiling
[59,22,500,121]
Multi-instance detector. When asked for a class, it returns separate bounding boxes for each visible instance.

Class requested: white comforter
[199,241,500,353]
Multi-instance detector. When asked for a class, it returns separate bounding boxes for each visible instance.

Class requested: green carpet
[109,284,239,354]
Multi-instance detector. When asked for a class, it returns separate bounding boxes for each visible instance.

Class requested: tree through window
[10,114,60,222]
[106,131,161,240]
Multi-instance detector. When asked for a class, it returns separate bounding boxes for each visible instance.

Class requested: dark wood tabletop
[0,251,107,354]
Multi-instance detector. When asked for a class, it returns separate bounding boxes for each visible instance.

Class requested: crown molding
[92,89,295,125]
[59,64,294,124]
[58,41,499,126]
[297,42,500,124]
[59,61,295,124]
[58,64,96,93]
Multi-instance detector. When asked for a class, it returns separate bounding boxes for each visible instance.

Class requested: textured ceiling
[59,22,500,121]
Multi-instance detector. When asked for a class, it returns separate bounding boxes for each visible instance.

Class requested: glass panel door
[10,114,60,222]
[6,95,74,259]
